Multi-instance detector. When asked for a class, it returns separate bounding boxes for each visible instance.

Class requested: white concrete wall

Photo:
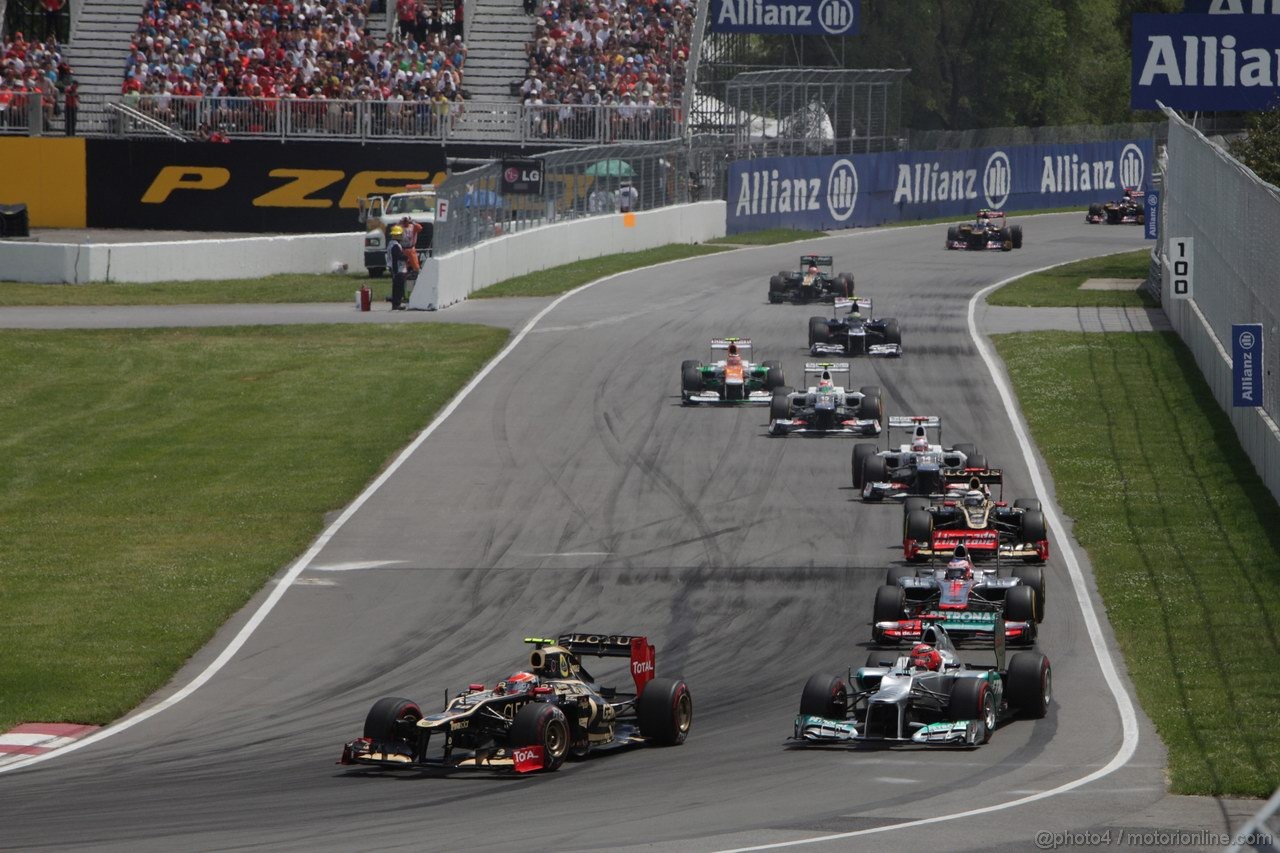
[410,201,727,309]
[0,233,365,284]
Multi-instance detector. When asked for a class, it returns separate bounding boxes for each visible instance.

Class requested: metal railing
[0,92,684,144]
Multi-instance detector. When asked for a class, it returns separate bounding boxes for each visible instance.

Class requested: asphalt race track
[2,217,1195,852]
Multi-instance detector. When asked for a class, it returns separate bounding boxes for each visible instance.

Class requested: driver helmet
[725,341,742,366]
[497,671,540,695]
[911,436,929,452]
[807,264,819,275]
[818,378,834,392]
[910,643,943,671]
[963,489,986,508]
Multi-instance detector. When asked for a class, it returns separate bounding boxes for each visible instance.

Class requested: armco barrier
[411,201,727,309]
[0,233,364,284]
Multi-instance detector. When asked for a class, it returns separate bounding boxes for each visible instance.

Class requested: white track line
[714,249,1144,852]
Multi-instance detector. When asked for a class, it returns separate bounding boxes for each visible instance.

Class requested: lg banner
[726,139,1153,234]
[1132,13,1280,110]
[708,0,859,35]
[1233,323,1264,407]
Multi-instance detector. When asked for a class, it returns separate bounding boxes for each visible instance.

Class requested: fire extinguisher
[356,285,371,312]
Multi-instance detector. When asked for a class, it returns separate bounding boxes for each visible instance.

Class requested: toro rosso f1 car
[902,476,1049,563]
[339,633,692,774]
[945,209,1023,251]
[1086,188,1146,225]
[852,416,989,501]
[809,298,902,358]
[768,364,883,437]
[792,621,1051,748]
[681,338,785,405]
[872,545,1044,646]
[768,255,854,304]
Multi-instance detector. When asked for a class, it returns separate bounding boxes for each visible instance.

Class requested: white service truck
[358,185,438,277]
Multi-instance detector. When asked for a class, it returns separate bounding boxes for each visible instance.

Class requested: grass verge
[0,273,371,306]
[987,249,1153,308]
[470,243,731,298]
[0,323,508,731]
[707,228,827,245]
[994,330,1280,797]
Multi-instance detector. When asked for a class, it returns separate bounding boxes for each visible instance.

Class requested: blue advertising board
[726,139,1153,234]
[1132,14,1280,110]
[708,0,859,35]
[1144,189,1160,240]
[1233,324,1265,407]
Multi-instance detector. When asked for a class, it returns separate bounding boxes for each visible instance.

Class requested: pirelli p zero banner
[1131,13,1280,110]
[725,139,1154,235]
[86,139,448,233]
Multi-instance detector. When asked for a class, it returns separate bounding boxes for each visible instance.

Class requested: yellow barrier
[0,138,87,228]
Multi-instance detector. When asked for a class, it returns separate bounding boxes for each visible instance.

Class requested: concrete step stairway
[64,0,143,99]
[462,0,533,108]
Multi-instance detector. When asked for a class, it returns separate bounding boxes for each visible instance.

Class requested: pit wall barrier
[0,233,364,283]
[411,200,727,309]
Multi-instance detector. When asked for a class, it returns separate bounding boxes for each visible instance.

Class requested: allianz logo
[1138,34,1280,89]
[716,0,857,34]
[891,151,1009,209]
[1040,144,1144,193]
[734,159,858,221]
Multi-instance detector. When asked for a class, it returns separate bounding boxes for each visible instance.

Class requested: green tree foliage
[758,0,1182,130]
[1228,106,1280,187]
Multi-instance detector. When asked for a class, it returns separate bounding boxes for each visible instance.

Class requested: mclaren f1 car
[768,255,854,304]
[852,416,989,500]
[792,620,1051,748]
[339,633,692,774]
[945,209,1023,251]
[681,338,785,404]
[768,363,882,437]
[808,297,902,358]
[1086,188,1146,225]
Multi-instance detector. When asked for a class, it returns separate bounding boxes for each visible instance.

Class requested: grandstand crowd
[0,32,77,133]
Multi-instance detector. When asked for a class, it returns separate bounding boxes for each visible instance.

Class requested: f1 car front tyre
[862,455,888,499]
[1004,585,1037,636]
[905,510,933,560]
[1007,652,1052,718]
[1019,510,1047,563]
[638,677,693,746]
[770,388,793,422]
[1013,565,1046,622]
[1010,224,1023,249]
[511,702,570,770]
[882,318,902,348]
[852,443,878,488]
[872,585,906,643]
[363,697,423,744]
[681,363,703,399]
[799,673,848,719]
[808,316,830,347]
[769,275,786,303]
[948,678,995,743]
[946,225,960,247]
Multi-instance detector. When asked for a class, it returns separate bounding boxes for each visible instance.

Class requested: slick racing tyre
[681,362,702,401]
[363,696,423,744]
[799,673,848,719]
[948,678,995,743]
[964,453,988,472]
[1087,203,1103,221]
[1019,510,1048,563]
[638,677,693,746]
[1013,498,1042,512]
[953,443,977,461]
[1007,651,1052,718]
[511,702,570,770]
[770,388,793,422]
[946,225,959,247]
[852,443,878,488]
[858,392,882,422]
[762,360,785,390]
[1003,585,1037,639]
[861,455,888,500]
[808,316,830,347]
[905,509,933,561]
[882,318,902,348]
[769,275,786,303]
[872,585,906,644]
[1013,565,1046,622]
[1010,224,1023,248]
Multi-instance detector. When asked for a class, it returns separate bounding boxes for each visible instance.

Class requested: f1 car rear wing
[804,362,850,375]
[873,615,1022,659]
[886,415,941,447]
[977,209,1005,220]
[553,632,656,694]
[800,254,833,267]
[711,337,752,354]
[833,297,872,316]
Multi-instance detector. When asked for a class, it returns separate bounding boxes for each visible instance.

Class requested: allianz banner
[726,139,1153,234]
[708,0,859,35]
[1132,13,1280,110]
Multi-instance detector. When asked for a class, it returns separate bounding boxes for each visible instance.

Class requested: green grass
[993,331,1280,797]
[708,228,828,245]
[0,324,507,731]
[0,273,370,306]
[987,250,1154,308]
[470,243,731,298]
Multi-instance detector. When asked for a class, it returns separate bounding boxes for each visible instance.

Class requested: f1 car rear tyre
[905,510,933,560]
[1013,498,1042,512]
[852,443,878,488]
[1004,585,1037,629]
[808,316,829,346]
[770,388,793,422]
[836,274,853,297]
[637,677,693,746]
[965,453,988,471]
[363,696,423,743]
[511,702,570,770]
[861,456,888,499]
[1007,651,1052,718]
[799,673,848,719]
[948,678,995,743]
[682,364,703,398]
[953,443,977,460]
[872,585,906,643]
[763,363,785,390]
[1019,510,1047,562]
[1010,224,1023,249]
[1013,565,1046,622]
[882,318,902,347]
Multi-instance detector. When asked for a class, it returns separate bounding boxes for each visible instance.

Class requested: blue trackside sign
[1144,190,1160,239]
[1132,14,1280,110]
[1233,324,1264,407]
[725,139,1153,234]
[708,0,859,34]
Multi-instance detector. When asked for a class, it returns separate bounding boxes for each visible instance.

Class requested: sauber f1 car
[808,297,902,358]
[768,363,882,437]
[768,255,854,304]
[1086,188,1146,225]
[872,545,1044,646]
[791,621,1050,747]
[902,475,1049,563]
[852,416,989,501]
[945,209,1023,251]
[681,338,785,405]
[339,633,692,774]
